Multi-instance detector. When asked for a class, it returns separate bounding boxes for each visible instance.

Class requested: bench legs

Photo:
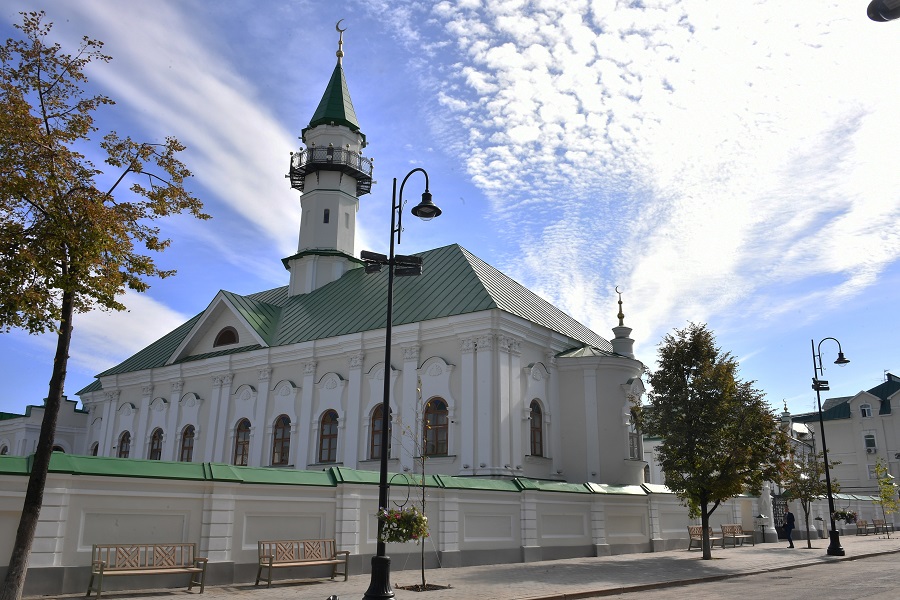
[85,572,102,598]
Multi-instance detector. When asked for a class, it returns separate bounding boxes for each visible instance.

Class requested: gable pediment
[167,291,275,364]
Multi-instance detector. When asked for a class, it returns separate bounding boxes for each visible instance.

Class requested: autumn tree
[642,323,788,560]
[780,451,839,549]
[874,459,899,539]
[0,12,208,599]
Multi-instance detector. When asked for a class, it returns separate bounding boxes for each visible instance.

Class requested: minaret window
[324,208,330,224]
[423,398,449,456]
[148,428,164,460]
[233,419,251,466]
[117,431,131,458]
[214,326,238,347]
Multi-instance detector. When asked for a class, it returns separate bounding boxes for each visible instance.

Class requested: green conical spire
[307,62,361,132]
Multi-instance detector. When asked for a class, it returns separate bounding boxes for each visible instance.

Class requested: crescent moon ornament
[615,286,622,294]
[336,19,347,33]
[335,20,346,63]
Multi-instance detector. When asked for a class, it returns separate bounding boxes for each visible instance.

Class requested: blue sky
[1,0,898,419]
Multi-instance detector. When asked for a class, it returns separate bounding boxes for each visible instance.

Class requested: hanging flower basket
[378,506,429,544]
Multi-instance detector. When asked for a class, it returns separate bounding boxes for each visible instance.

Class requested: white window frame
[860,403,873,418]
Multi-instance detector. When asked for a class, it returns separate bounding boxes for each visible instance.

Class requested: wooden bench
[856,519,875,535]
[255,539,349,588]
[687,525,723,550]
[873,519,894,534]
[720,523,755,547]
[86,543,207,598]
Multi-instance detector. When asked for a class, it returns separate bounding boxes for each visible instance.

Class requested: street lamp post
[362,168,441,600]
[810,337,850,557]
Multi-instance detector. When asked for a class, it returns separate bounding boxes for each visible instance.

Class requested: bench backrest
[687,525,713,537]
[258,539,337,564]
[873,519,884,525]
[91,543,197,571]
[721,524,745,535]
[858,519,869,526]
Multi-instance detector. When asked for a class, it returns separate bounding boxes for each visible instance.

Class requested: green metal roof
[221,290,281,346]
[0,455,641,494]
[306,62,361,133]
[80,245,612,390]
[584,482,648,495]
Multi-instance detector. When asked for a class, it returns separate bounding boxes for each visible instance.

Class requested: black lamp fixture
[868,0,900,21]
[362,167,441,600]
[810,337,850,557]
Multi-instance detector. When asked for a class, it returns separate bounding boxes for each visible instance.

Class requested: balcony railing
[288,146,374,196]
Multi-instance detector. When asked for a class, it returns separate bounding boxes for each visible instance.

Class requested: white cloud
[397,0,900,348]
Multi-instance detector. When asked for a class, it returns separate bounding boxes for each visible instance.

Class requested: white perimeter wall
[0,471,882,595]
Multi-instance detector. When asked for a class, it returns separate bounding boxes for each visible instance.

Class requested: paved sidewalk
[32,535,900,600]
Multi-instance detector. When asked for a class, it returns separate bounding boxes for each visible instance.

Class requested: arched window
[529,400,544,457]
[423,398,449,457]
[628,409,642,460]
[117,431,131,458]
[318,410,339,463]
[860,403,873,418]
[370,405,392,460]
[0,445,8,455]
[148,428,164,460]
[233,419,251,466]
[180,425,195,462]
[271,415,291,466]
[52,445,65,453]
[89,442,99,456]
[214,326,238,347]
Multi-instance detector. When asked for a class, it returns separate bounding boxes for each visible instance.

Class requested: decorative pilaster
[298,362,317,468]
[475,335,494,473]
[344,353,365,469]
[459,337,475,474]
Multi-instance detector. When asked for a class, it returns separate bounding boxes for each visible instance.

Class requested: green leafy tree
[780,451,839,549]
[0,12,208,599]
[643,323,788,560]
[874,459,899,539]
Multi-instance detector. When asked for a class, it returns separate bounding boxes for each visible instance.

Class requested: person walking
[785,509,795,548]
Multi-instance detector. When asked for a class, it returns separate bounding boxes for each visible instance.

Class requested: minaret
[611,286,635,358]
[285,21,373,296]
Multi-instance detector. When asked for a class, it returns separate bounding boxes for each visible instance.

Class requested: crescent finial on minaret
[615,286,625,327]
[335,19,347,64]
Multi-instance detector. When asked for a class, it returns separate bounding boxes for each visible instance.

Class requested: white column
[583,368,601,479]
[497,336,516,471]
[459,338,475,475]
[253,369,271,465]
[134,385,152,458]
[101,391,119,456]
[475,334,494,472]
[344,353,365,469]
[545,352,561,470]
[164,381,183,461]
[335,487,362,555]
[400,346,420,473]
[298,361,316,468]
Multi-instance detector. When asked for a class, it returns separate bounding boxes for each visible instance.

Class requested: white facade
[791,373,900,496]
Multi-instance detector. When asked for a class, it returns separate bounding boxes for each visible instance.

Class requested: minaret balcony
[289,146,373,196]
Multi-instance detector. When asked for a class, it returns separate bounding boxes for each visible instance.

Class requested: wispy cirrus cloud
[368,0,900,351]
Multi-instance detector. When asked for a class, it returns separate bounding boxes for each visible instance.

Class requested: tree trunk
[802,504,812,549]
[700,504,712,560]
[0,290,74,600]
